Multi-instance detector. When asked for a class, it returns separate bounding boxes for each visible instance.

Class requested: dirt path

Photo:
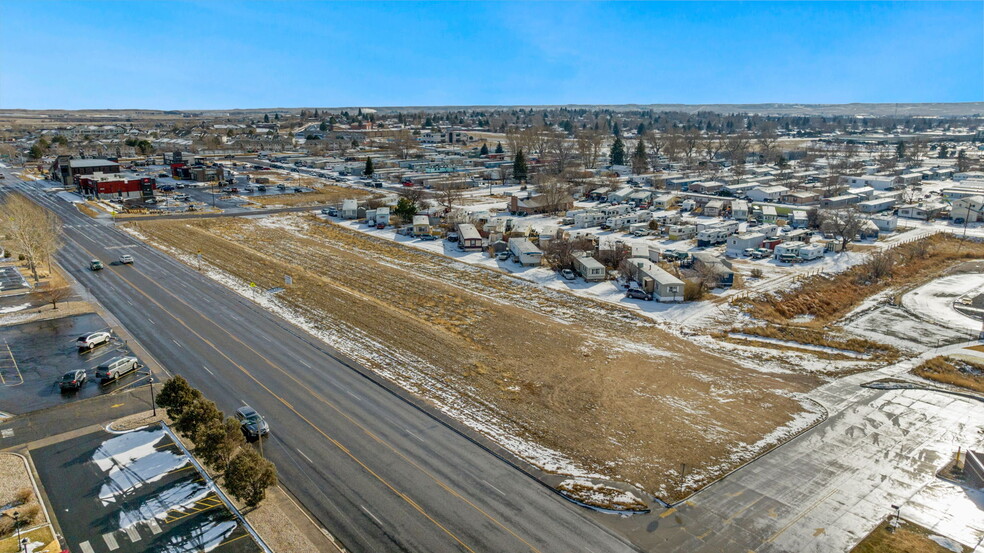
[131,214,814,499]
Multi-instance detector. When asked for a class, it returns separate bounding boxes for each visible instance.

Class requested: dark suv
[626,288,653,301]
[59,369,87,391]
[236,405,270,439]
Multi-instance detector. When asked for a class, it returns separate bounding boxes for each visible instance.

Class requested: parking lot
[0,312,149,414]
[0,263,30,294]
[32,426,260,553]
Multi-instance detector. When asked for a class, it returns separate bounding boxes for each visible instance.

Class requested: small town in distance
[0,2,982,553]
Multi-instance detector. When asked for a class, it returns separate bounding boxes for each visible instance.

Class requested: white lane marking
[171,339,182,348]
[202,365,214,376]
[124,525,140,542]
[404,428,424,442]
[147,518,162,534]
[296,448,314,464]
[346,390,361,401]
[299,360,312,369]
[483,479,506,496]
[147,318,155,326]
[78,541,95,553]
[103,532,119,550]
[360,505,383,525]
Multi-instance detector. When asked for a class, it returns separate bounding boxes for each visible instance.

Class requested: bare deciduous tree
[818,207,866,250]
[389,129,418,159]
[0,194,61,283]
[432,178,464,214]
[575,130,605,169]
[34,286,72,310]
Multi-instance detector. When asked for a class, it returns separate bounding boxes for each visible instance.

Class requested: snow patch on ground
[902,273,984,332]
[0,302,30,314]
[92,429,190,505]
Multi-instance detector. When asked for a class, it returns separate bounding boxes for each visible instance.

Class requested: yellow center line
[63,234,485,553]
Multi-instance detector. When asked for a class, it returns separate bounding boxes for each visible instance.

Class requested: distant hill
[2,102,982,118]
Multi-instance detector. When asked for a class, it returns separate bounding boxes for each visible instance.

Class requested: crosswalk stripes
[78,541,95,553]
[102,532,119,551]
[147,518,163,535]
[124,526,140,543]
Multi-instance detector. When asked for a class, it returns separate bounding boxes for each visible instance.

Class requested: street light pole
[149,376,156,416]
[12,511,20,551]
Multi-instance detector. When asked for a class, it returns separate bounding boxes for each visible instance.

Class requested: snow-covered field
[903,273,984,333]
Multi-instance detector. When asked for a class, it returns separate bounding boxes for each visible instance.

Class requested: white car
[561,269,576,280]
[119,254,134,264]
[77,331,111,351]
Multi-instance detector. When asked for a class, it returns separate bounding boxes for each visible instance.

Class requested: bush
[17,254,25,261]
[14,487,34,505]
[0,516,13,538]
[16,503,40,525]
[224,447,278,509]
[2,250,9,258]
[749,268,763,279]
[683,279,706,301]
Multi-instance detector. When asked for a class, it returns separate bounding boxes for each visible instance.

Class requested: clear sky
[1,1,981,110]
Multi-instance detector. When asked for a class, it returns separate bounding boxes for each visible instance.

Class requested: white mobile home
[574,255,606,281]
[725,232,766,258]
[509,238,543,266]
[731,200,749,220]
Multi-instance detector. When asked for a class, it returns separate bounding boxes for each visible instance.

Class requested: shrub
[13,487,34,505]
[750,268,763,279]
[17,503,40,525]
[0,516,13,538]
[17,254,25,261]
[683,279,705,301]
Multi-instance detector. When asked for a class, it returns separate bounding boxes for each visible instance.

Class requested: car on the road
[236,405,270,439]
[561,269,576,280]
[77,331,111,351]
[174,194,190,201]
[119,254,134,264]
[95,356,139,382]
[59,369,87,391]
[294,187,303,193]
[158,173,169,178]
[256,185,267,192]
[625,288,653,301]
[276,184,287,190]
[89,259,104,271]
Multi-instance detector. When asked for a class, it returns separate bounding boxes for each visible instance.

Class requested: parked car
[119,254,134,264]
[95,356,139,381]
[625,288,653,301]
[236,405,270,439]
[276,184,287,190]
[294,187,303,193]
[561,269,576,280]
[751,248,772,259]
[59,369,87,391]
[420,234,437,241]
[742,248,757,257]
[447,232,459,243]
[257,185,267,192]
[77,331,111,351]
[496,251,510,261]
[376,223,386,229]
[174,194,190,201]
[89,259,104,271]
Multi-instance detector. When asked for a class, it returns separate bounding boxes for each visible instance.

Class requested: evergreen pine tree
[513,149,528,181]
[480,143,489,156]
[610,137,626,166]
[896,141,906,160]
[637,122,646,136]
[363,157,374,177]
[263,114,270,123]
[495,142,504,154]
[274,113,280,121]
[631,140,648,174]
[612,122,621,137]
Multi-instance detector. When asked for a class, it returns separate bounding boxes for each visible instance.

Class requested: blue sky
[1,1,980,109]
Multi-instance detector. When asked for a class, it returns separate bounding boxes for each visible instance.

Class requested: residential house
[897,202,946,221]
[703,199,725,217]
[690,252,735,288]
[774,241,804,262]
[508,238,543,266]
[781,190,820,205]
[820,195,862,209]
[725,232,766,258]
[760,205,778,224]
[412,215,431,236]
[869,214,898,232]
[840,175,896,191]
[625,260,684,302]
[856,198,896,213]
[746,185,789,203]
[731,200,749,221]
[510,194,574,215]
[652,194,679,209]
[666,224,697,240]
[456,223,483,250]
[573,255,606,282]
[951,195,984,222]
[341,199,359,219]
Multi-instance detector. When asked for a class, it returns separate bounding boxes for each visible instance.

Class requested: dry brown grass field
[131,214,818,500]
[913,355,984,394]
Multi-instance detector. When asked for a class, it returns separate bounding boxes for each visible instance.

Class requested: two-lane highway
[0,171,640,553]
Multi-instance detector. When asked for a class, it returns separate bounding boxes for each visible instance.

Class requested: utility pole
[149,376,156,416]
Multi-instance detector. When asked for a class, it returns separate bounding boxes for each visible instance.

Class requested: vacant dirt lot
[131,214,815,500]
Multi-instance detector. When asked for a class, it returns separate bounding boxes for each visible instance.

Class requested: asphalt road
[0,171,640,553]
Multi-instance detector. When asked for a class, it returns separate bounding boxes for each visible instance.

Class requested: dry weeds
[913,355,984,394]
[850,519,969,553]
[746,235,984,325]
[132,214,815,499]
